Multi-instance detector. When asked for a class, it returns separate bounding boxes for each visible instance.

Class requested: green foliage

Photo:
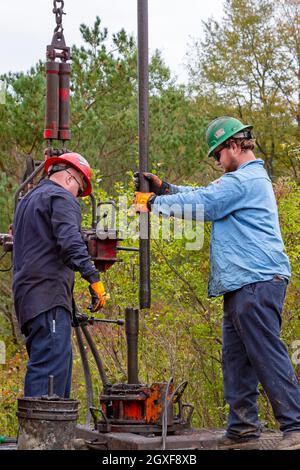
[149,86,207,180]
[275,179,300,361]
[0,65,45,174]
[0,173,15,232]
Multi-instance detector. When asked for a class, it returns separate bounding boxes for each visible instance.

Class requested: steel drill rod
[74,326,93,426]
[91,318,124,325]
[138,0,151,309]
[116,246,140,252]
[125,307,139,384]
[80,323,110,388]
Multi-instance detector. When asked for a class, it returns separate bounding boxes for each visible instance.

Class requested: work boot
[275,432,300,450]
[216,434,261,450]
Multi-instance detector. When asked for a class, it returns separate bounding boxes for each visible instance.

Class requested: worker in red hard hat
[13,152,106,398]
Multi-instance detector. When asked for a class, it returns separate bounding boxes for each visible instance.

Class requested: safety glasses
[213,149,222,162]
[65,169,84,197]
[212,142,230,161]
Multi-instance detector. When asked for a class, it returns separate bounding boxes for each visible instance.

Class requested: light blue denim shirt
[152,159,291,297]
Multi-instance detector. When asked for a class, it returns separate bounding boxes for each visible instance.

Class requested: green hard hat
[206,116,253,157]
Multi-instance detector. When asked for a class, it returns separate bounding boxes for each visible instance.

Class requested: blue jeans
[23,307,72,398]
[222,277,300,438]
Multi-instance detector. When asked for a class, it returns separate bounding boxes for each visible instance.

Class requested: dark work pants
[23,307,72,398]
[222,278,300,438]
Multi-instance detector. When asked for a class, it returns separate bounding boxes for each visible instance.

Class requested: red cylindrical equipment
[58,62,71,141]
[44,61,60,140]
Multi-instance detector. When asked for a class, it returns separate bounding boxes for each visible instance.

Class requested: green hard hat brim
[208,124,253,157]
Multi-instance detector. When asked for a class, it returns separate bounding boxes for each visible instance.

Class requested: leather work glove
[134,172,170,195]
[134,191,156,213]
[88,281,106,312]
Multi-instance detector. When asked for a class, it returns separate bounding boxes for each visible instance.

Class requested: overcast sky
[0,0,224,83]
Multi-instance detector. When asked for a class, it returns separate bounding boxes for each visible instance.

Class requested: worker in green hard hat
[134,116,300,450]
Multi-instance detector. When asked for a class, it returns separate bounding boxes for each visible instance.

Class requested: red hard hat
[44,152,92,197]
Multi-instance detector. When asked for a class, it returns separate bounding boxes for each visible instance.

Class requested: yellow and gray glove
[88,281,106,312]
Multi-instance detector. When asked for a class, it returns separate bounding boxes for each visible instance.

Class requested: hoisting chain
[48,0,70,59]
[52,0,65,37]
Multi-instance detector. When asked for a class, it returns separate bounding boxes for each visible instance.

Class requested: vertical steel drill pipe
[80,323,110,389]
[58,62,71,141]
[44,61,60,140]
[74,326,93,426]
[137,0,151,309]
[125,308,139,384]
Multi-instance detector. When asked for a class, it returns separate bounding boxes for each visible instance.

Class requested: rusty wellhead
[17,376,79,450]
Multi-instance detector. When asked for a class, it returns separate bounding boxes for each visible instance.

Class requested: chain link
[48,0,70,60]
[53,0,65,35]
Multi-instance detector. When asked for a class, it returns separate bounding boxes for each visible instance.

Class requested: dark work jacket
[13,179,100,332]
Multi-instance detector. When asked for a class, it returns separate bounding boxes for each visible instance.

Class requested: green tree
[0,17,207,195]
[187,0,300,179]
[277,0,300,179]
[0,67,45,179]
[70,17,207,187]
